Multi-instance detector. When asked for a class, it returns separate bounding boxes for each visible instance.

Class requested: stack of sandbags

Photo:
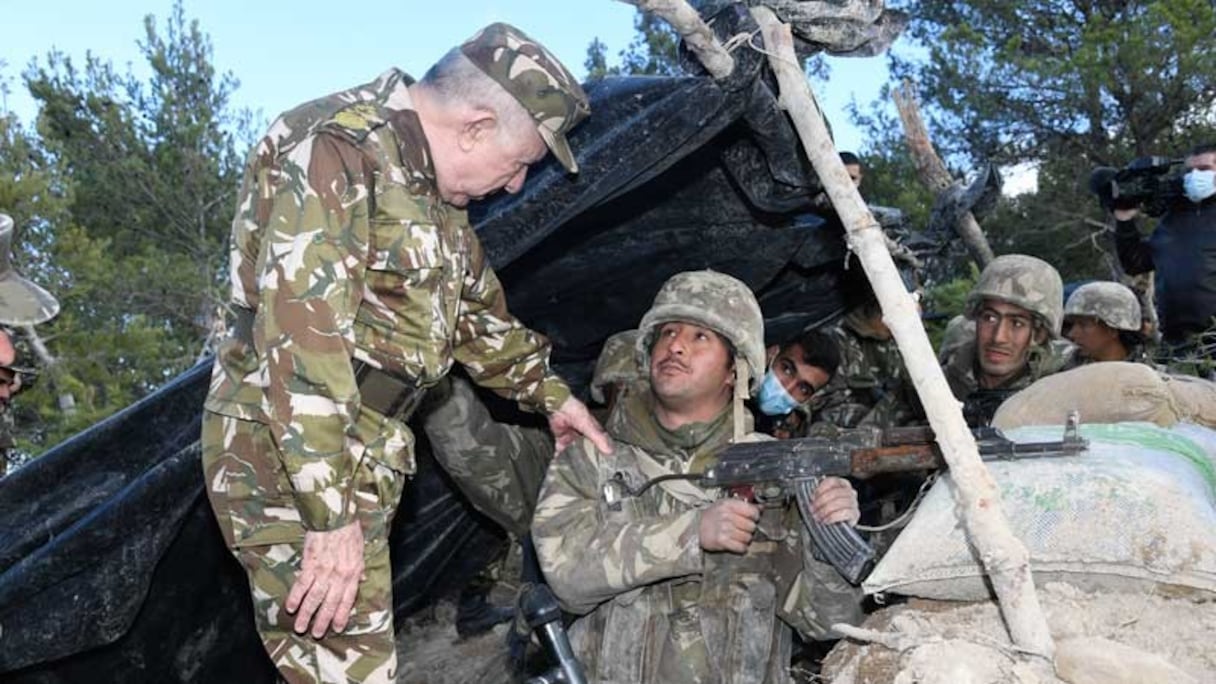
[992,362,1216,429]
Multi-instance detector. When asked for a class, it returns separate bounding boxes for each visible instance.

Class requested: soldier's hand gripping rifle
[615,419,1087,585]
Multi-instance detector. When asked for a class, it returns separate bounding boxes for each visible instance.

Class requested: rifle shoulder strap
[631,446,717,507]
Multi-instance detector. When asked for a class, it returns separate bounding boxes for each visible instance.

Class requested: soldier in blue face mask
[753,329,840,439]
[1112,142,1216,375]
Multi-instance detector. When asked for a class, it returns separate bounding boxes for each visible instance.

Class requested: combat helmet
[636,270,765,394]
[590,329,641,404]
[965,254,1063,338]
[1064,281,1141,332]
[0,214,59,326]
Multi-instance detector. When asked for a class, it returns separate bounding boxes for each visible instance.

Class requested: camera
[1089,156,1186,218]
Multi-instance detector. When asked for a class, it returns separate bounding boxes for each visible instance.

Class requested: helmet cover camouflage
[590,329,641,404]
[965,254,1064,337]
[0,214,59,326]
[636,270,765,395]
[460,23,590,173]
[1064,281,1141,332]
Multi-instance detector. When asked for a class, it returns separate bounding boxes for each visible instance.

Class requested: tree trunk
[750,6,1054,660]
[892,80,995,268]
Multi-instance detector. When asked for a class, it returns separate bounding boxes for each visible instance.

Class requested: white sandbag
[863,422,1216,601]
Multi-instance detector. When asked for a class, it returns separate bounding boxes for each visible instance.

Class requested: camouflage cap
[636,270,766,394]
[966,254,1063,337]
[0,215,59,327]
[460,22,590,173]
[590,329,642,404]
[1064,281,1141,332]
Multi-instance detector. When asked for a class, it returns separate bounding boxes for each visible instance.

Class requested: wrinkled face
[767,343,830,405]
[974,299,1041,387]
[649,321,734,411]
[438,124,547,207]
[1065,315,1123,361]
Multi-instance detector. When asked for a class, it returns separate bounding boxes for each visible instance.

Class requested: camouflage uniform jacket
[813,315,920,429]
[205,69,570,531]
[533,387,862,684]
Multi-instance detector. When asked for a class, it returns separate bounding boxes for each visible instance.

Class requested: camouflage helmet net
[1064,281,1142,332]
[636,270,765,395]
[965,254,1064,338]
[589,329,641,404]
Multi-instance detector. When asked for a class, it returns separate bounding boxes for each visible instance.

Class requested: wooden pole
[750,6,1054,660]
[892,81,995,267]
[616,0,736,79]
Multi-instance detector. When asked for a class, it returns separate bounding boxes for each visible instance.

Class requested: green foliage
[584,9,681,79]
[1,0,252,456]
[922,266,978,351]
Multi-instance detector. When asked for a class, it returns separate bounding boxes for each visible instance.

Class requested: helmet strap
[732,357,749,441]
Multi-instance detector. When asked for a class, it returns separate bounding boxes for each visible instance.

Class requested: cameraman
[1112,142,1216,357]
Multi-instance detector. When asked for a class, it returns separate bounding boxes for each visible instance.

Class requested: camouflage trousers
[201,411,401,684]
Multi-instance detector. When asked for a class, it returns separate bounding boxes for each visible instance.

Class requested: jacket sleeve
[451,224,571,414]
[256,132,370,532]
[1114,217,1156,275]
[532,442,704,615]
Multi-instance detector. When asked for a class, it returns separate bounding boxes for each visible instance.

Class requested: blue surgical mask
[1184,169,1216,204]
[757,368,800,416]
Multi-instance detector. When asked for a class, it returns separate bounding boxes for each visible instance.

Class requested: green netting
[1078,422,1216,499]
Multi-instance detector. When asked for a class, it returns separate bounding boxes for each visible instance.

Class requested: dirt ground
[822,582,1216,683]
[395,598,516,684]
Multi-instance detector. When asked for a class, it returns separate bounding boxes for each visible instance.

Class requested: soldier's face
[649,322,734,416]
[766,343,830,405]
[438,119,547,207]
[1065,316,1123,361]
[974,299,1042,387]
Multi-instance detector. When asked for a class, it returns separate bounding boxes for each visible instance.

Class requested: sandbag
[991,362,1216,429]
[863,423,1216,601]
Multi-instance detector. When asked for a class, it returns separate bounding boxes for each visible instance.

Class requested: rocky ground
[395,599,516,684]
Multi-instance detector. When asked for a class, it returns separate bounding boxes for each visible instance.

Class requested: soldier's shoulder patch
[321,102,387,144]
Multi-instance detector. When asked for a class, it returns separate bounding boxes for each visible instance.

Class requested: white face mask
[1183,169,1216,203]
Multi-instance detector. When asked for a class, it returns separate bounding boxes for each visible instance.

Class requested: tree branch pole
[617,0,736,79]
[892,80,995,268]
[750,6,1054,660]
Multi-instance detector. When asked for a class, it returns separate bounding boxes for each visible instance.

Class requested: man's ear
[457,110,498,153]
[765,345,778,365]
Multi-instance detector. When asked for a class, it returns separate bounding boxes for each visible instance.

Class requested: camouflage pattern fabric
[965,254,1064,336]
[202,412,398,684]
[589,329,641,405]
[202,55,575,683]
[1064,281,1142,331]
[812,312,921,429]
[533,388,863,683]
[204,67,570,533]
[421,374,554,538]
[459,23,590,173]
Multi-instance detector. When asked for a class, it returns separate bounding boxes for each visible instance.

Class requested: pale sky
[0,0,890,153]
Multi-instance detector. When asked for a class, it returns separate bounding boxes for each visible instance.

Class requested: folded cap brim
[0,273,60,326]
[538,125,578,174]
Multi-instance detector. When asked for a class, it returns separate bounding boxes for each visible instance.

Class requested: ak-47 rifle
[613,419,1087,585]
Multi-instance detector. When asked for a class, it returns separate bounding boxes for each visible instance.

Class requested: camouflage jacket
[205,69,570,531]
[812,315,921,429]
[533,387,862,684]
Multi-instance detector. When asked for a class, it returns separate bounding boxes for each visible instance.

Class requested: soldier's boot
[455,549,514,639]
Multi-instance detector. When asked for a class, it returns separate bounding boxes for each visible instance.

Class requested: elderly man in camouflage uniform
[533,270,863,683]
[0,214,60,476]
[941,254,1071,426]
[1062,281,1150,367]
[201,24,607,683]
